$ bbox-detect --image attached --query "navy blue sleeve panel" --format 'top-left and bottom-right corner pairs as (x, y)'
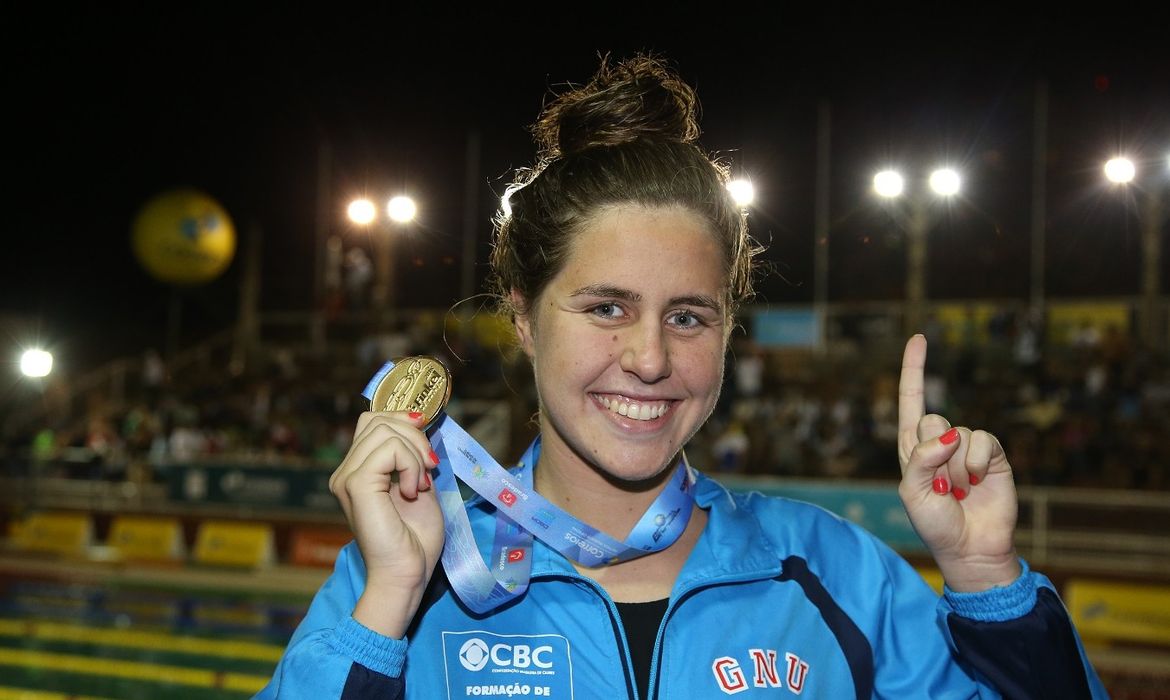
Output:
(778, 555), (874, 700)
(947, 588), (1093, 700)
(341, 663), (405, 700)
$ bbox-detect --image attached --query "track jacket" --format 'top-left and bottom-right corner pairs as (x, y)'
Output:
(258, 453), (1106, 699)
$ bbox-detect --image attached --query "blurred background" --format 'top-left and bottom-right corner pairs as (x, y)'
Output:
(1, 6), (1167, 698)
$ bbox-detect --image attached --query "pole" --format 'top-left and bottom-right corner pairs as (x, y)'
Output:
(312, 141), (332, 352)
(906, 197), (928, 335)
(165, 288), (183, 363)
(814, 101), (831, 352)
(1029, 79), (1048, 325)
(1141, 188), (1164, 349)
(374, 225), (395, 328)
(462, 129), (481, 305)
(232, 221), (262, 373)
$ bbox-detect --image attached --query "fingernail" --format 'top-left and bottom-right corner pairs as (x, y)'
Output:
(429, 450), (440, 466)
(409, 411), (424, 420)
(940, 428), (959, 445)
(424, 472), (432, 487)
(968, 474), (980, 486)
(932, 477), (950, 494)
(953, 487), (967, 501)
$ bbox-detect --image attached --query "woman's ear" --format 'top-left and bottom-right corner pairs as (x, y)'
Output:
(510, 289), (535, 358)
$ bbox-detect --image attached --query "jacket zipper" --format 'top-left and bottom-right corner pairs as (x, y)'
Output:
(549, 573), (639, 699)
(546, 569), (781, 699)
(646, 572), (776, 699)
(646, 603), (672, 700)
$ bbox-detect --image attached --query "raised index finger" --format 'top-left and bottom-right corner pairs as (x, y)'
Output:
(898, 334), (928, 436)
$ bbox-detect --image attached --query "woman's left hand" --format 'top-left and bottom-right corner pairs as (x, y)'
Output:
(897, 334), (1022, 592)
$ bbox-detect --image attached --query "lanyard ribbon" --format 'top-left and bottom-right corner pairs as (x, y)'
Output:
(362, 360), (697, 613)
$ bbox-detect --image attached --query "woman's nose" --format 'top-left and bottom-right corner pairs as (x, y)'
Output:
(620, 324), (671, 383)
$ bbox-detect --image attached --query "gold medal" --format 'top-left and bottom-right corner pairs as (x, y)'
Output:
(369, 356), (453, 429)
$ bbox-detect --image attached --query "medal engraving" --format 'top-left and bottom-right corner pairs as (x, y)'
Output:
(370, 356), (452, 429)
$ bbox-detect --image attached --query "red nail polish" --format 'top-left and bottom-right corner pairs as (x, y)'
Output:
(429, 450), (440, 466)
(409, 411), (424, 420)
(940, 428), (959, 445)
(932, 477), (950, 494)
(953, 488), (967, 501)
(424, 472), (432, 487)
(968, 474), (980, 486)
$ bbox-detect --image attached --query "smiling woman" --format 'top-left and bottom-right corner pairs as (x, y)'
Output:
(516, 204), (728, 489)
(258, 55), (1108, 700)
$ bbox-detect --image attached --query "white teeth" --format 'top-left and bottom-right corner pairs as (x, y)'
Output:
(597, 396), (668, 421)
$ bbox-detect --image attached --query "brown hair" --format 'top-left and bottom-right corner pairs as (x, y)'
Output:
(489, 55), (760, 318)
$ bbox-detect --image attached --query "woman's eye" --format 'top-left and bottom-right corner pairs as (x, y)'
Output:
(592, 302), (624, 319)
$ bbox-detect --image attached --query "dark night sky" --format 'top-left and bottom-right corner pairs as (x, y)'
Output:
(4, 6), (1168, 377)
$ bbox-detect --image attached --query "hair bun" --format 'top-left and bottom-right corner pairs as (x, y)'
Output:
(533, 55), (701, 158)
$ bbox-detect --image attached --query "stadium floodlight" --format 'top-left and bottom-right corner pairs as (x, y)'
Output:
(347, 198), (377, 225)
(727, 178), (755, 207)
(873, 170), (904, 198)
(1104, 157), (1136, 184)
(928, 168), (961, 197)
(387, 196), (417, 223)
(20, 349), (53, 378)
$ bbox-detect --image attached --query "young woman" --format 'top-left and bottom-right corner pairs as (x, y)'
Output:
(259, 56), (1105, 699)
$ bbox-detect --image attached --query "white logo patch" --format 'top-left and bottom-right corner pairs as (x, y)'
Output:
(443, 631), (574, 699)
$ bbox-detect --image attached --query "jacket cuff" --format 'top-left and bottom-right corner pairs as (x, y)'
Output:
(943, 559), (1037, 622)
(327, 615), (409, 677)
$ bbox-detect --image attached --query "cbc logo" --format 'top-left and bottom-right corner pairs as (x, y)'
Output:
(458, 638), (554, 672)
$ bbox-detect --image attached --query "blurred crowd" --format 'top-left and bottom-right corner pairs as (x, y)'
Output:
(701, 313), (1168, 491)
(10, 321), (528, 485)
(7, 310), (1168, 492)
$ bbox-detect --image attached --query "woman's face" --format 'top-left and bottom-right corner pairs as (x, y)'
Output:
(515, 204), (729, 482)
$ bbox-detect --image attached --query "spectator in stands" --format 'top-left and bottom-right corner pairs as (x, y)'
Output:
(731, 336), (764, 400)
(261, 55), (1105, 699)
(168, 409), (205, 462)
(344, 247), (373, 309)
(85, 413), (120, 464)
(1012, 309), (1042, 380)
(711, 418), (749, 473)
(1100, 322), (1130, 387)
(142, 347), (166, 405)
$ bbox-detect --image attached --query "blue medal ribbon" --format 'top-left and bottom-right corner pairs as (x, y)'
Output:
(362, 360), (697, 613)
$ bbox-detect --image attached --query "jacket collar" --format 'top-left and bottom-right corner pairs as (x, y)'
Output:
(489, 438), (783, 591)
(672, 472), (785, 591)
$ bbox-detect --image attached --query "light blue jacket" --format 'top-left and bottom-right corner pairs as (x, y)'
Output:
(258, 463), (1105, 699)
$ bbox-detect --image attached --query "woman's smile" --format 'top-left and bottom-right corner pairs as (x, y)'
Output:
(592, 393), (674, 422)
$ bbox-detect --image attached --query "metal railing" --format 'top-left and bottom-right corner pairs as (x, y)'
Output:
(1017, 486), (1170, 578)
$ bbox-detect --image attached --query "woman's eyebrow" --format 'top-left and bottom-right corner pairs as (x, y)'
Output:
(670, 294), (721, 311)
(570, 284), (641, 302)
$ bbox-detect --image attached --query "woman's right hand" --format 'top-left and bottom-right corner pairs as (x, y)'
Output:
(329, 410), (445, 638)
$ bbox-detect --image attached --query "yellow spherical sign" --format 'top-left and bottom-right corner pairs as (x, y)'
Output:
(132, 189), (236, 284)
